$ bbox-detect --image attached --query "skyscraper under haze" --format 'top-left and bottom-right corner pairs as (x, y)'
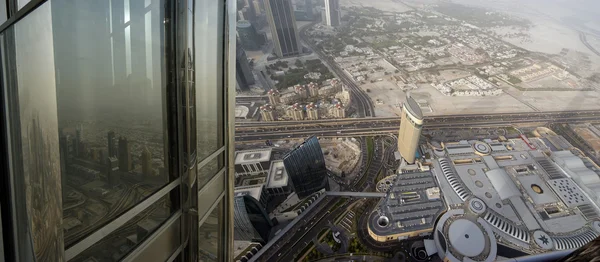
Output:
(324, 0), (340, 27)
(236, 43), (256, 91)
(305, 0), (314, 20)
(283, 136), (329, 198)
(397, 96), (423, 164)
(118, 137), (132, 172)
(107, 130), (116, 157)
(237, 20), (265, 50)
(141, 146), (152, 177)
(265, 0), (302, 57)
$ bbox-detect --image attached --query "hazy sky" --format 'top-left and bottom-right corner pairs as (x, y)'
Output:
(453, 0), (600, 31)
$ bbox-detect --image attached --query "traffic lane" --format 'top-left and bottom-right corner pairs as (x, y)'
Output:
(235, 115), (600, 141)
(258, 198), (338, 261)
(278, 202), (352, 262)
(235, 111), (600, 127)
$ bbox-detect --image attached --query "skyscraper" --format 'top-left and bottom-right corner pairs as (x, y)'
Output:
(118, 137), (132, 172)
(141, 146), (152, 177)
(233, 194), (273, 243)
(397, 96), (423, 164)
(237, 20), (265, 50)
(107, 130), (116, 157)
(305, 0), (314, 20)
(74, 124), (82, 157)
(324, 0), (340, 27)
(283, 136), (329, 198)
(265, 0), (302, 57)
(236, 43), (256, 91)
(106, 156), (120, 186)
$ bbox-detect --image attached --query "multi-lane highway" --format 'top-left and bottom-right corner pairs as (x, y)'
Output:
(235, 110), (600, 142)
(299, 22), (375, 117)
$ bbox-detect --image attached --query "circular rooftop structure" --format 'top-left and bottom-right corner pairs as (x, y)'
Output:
(434, 210), (497, 262)
(593, 221), (600, 234)
(533, 231), (554, 250)
(473, 141), (491, 155)
(468, 198), (486, 215)
(376, 175), (397, 192)
(448, 219), (485, 257)
(377, 216), (390, 228)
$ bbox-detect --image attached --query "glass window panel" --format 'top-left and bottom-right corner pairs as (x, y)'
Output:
(70, 194), (174, 261)
(51, 0), (167, 247)
(4, 3), (62, 261)
(195, 0), (226, 162)
(198, 151), (225, 189)
(198, 198), (224, 262)
(0, 1), (6, 24)
(17, 0), (31, 10)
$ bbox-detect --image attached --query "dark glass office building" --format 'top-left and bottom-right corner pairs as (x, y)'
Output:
(233, 195), (273, 243)
(0, 0), (236, 261)
(265, 0), (301, 58)
(283, 136), (329, 198)
(236, 43), (256, 91)
(237, 20), (265, 51)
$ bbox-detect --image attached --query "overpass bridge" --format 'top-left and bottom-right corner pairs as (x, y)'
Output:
(326, 192), (386, 198)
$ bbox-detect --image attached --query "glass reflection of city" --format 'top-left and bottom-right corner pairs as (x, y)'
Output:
(53, 0), (171, 260)
(233, 0), (600, 261)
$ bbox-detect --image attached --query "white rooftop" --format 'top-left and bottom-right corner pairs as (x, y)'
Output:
(485, 168), (520, 200)
(448, 219), (485, 257)
(266, 160), (288, 188)
(234, 148), (272, 165)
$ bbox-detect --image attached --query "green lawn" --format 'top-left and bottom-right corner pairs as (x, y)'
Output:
(357, 137), (375, 187)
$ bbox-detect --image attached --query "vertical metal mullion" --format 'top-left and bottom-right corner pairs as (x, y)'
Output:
(224, 0), (237, 260)
(1, 26), (34, 262)
(176, 0), (198, 261)
(0, 29), (13, 262)
(5, 0), (16, 18)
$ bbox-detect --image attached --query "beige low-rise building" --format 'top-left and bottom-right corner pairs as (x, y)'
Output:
(286, 103), (304, 120)
(307, 82), (319, 97)
(259, 104), (277, 121)
(294, 84), (308, 99)
(267, 89), (281, 105)
(330, 102), (346, 118)
(306, 102), (319, 120)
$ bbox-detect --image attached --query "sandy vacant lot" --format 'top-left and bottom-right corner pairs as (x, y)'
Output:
(341, 0), (412, 13)
(360, 79), (600, 117)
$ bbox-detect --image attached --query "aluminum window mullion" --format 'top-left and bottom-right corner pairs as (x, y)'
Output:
(198, 193), (224, 226)
(121, 211), (182, 262)
(0, 0), (43, 33)
(197, 145), (224, 169)
(198, 167), (226, 196)
(65, 179), (181, 260)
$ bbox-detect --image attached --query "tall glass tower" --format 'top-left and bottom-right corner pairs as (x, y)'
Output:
(283, 136), (329, 198)
(264, 0), (302, 57)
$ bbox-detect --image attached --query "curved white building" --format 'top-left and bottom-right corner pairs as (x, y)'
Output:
(398, 96), (423, 164)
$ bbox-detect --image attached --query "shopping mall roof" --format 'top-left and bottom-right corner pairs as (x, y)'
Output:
(485, 168), (520, 200)
(368, 171), (446, 238)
